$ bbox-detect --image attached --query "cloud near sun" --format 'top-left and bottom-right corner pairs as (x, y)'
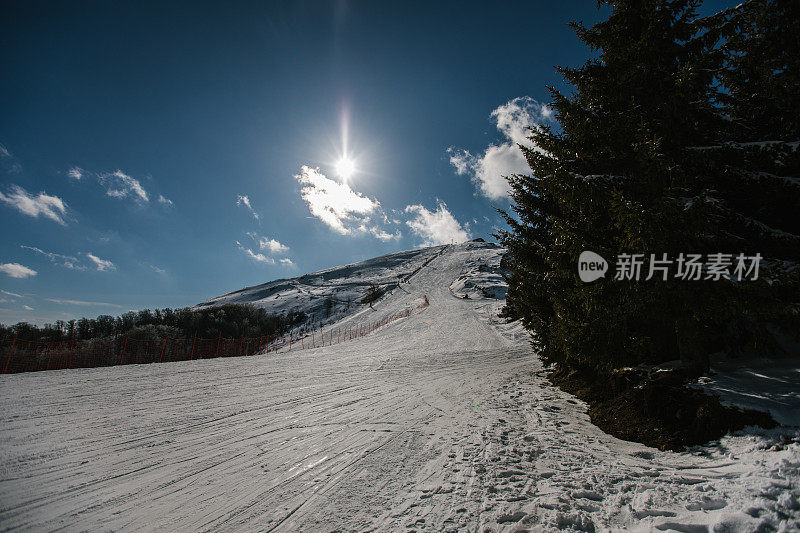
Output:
(294, 165), (471, 248)
(294, 165), (389, 237)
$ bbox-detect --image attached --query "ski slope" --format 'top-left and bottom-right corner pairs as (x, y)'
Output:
(1, 242), (798, 531)
(195, 244), (455, 329)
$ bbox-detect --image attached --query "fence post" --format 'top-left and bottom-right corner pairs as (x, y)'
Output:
(190, 331), (196, 360)
(120, 334), (129, 365)
(258, 334), (262, 355)
(3, 332), (18, 374)
(160, 335), (168, 363)
(216, 332), (222, 358)
(239, 334), (244, 357)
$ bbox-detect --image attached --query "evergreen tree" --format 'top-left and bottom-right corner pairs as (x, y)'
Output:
(689, 0), (800, 359)
(498, 0), (799, 377)
(361, 284), (384, 305)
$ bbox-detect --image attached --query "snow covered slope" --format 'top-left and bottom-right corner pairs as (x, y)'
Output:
(197, 244), (451, 326)
(0, 242), (798, 532)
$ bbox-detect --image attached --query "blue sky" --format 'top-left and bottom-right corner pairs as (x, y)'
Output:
(0, 1), (734, 325)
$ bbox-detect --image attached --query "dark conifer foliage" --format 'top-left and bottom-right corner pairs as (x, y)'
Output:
(498, 0), (799, 376)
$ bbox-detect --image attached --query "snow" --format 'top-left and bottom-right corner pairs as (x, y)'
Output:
(197, 244), (449, 330)
(448, 243), (508, 300)
(1, 241), (798, 531)
(695, 354), (800, 427)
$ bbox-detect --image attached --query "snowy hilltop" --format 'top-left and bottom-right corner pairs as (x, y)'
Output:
(0, 241), (798, 531)
(197, 240), (508, 333)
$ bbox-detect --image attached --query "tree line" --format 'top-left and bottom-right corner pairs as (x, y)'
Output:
(0, 304), (307, 344)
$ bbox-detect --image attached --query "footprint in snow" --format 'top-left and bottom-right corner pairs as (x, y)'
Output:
(496, 511), (527, 524)
(685, 497), (727, 511)
(571, 489), (604, 501)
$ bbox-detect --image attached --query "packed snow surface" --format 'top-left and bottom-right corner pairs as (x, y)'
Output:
(1, 241), (798, 531)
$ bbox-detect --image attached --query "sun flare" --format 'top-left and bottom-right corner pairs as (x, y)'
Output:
(336, 157), (355, 181)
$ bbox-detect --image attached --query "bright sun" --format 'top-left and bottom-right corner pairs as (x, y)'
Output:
(336, 157), (355, 180)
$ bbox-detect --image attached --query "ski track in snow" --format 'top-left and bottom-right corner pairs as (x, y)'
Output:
(1, 242), (798, 532)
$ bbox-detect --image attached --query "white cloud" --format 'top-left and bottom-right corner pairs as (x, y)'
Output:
(86, 253), (115, 271)
(46, 298), (123, 308)
(0, 263), (37, 279)
(150, 265), (166, 274)
(0, 289), (22, 299)
(68, 167), (169, 208)
(237, 195), (260, 220)
(21, 245), (85, 270)
(369, 227), (401, 241)
(491, 97), (549, 145)
(98, 170), (149, 203)
(23, 305), (33, 311)
(0, 185), (68, 225)
(259, 237), (289, 253)
(295, 166), (379, 234)
(404, 201), (470, 246)
(449, 151), (473, 175)
(449, 96), (553, 200)
(243, 248), (274, 263)
(239, 234), (292, 265)
(67, 166), (83, 180)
